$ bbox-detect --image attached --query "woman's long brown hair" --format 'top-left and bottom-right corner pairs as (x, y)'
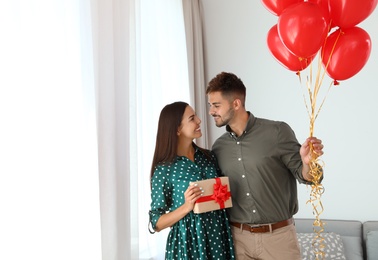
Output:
(150, 101), (188, 182)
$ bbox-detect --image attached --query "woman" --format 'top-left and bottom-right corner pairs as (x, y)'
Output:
(149, 101), (235, 260)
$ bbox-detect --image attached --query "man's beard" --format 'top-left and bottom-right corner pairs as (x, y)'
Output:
(215, 107), (234, 127)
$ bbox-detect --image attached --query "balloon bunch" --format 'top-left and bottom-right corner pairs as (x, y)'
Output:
(264, 0), (376, 81)
(262, 0), (377, 259)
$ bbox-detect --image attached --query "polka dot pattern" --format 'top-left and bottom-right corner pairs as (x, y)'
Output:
(149, 147), (235, 259)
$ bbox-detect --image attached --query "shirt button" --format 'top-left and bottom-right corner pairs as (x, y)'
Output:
(242, 175), (245, 178)
(237, 141), (240, 145)
(253, 210), (256, 213)
(238, 158), (241, 161)
(246, 193), (250, 196)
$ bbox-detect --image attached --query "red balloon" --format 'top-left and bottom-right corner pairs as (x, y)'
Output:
(278, 2), (329, 58)
(322, 27), (372, 80)
(261, 0), (302, 16)
(307, 0), (334, 30)
(267, 24), (313, 71)
(329, 0), (378, 28)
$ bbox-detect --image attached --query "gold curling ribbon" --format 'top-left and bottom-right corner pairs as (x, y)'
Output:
(298, 69), (328, 260)
(296, 28), (342, 260)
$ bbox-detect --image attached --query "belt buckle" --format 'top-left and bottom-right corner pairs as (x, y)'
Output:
(249, 224), (272, 233)
(249, 225), (261, 233)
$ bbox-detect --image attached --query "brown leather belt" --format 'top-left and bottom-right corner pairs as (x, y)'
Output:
(230, 218), (294, 233)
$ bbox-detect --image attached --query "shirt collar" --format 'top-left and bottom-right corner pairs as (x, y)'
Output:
(226, 111), (256, 137)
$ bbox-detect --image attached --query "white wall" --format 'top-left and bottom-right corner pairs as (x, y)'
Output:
(201, 0), (378, 222)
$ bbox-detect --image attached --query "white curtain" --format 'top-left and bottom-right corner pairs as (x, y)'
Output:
(0, 1), (101, 259)
(0, 0), (205, 259)
(91, 0), (132, 259)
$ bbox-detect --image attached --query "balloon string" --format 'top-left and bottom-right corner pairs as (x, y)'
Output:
(296, 28), (340, 258)
(307, 145), (325, 260)
(296, 69), (325, 259)
(321, 29), (343, 80)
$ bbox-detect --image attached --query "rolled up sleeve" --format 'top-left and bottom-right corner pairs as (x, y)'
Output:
(149, 165), (171, 232)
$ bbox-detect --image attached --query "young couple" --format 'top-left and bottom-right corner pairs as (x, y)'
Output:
(149, 72), (324, 260)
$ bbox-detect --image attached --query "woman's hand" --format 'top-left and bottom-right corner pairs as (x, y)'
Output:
(183, 183), (204, 213)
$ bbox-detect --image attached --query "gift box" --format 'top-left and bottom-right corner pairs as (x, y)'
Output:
(190, 177), (233, 214)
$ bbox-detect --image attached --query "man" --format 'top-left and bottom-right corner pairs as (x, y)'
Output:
(206, 72), (324, 260)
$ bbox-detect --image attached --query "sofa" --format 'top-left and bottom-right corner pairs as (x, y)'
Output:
(295, 218), (378, 260)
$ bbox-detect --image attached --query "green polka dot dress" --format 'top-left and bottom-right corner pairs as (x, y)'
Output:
(149, 146), (235, 260)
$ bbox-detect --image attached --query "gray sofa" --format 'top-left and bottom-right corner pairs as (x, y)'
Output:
(295, 218), (378, 260)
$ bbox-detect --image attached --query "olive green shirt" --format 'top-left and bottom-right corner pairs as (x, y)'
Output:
(212, 112), (311, 224)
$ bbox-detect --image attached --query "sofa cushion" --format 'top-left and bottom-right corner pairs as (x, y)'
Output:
(366, 230), (378, 260)
(297, 232), (346, 259)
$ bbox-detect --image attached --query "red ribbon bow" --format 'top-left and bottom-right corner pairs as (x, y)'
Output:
(196, 178), (231, 209)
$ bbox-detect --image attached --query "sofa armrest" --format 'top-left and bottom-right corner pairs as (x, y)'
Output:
(363, 221), (378, 260)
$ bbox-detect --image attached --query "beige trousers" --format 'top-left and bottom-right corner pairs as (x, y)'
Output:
(231, 223), (301, 260)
